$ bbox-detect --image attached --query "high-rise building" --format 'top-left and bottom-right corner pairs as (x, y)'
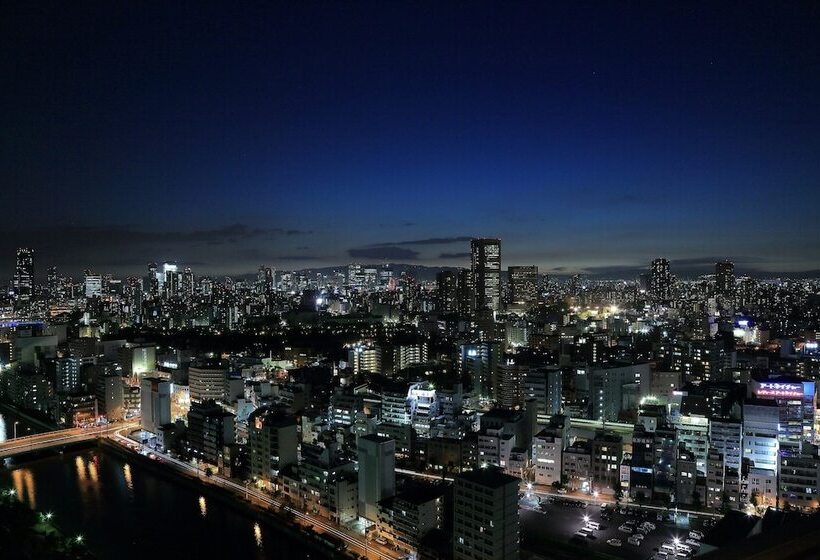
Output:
(456, 268), (473, 315)
(54, 356), (81, 394)
(590, 362), (651, 421)
(13, 248), (34, 303)
(460, 342), (501, 398)
(591, 429), (624, 492)
(187, 399), (235, 465)
(523, 367), (563, 424)
(348, 342), (382, 375)
(750, 376), (816, 452)
(147, 262), (159, 297)
(189, 365), (226, 402)
(140, 377), (171, 434)
(508, 265), (538, 307)
(357, 434), (396, 521)
(453, 468), (519, 560)
(248, 406), (298, 484)
(715, 260), (735, 298)
(84, 272), (103, 298)
(436, 270), (458, 313)
(742, 398), (780, 473)
(471, 238), (501, 313)
(649, 258), (672, 301)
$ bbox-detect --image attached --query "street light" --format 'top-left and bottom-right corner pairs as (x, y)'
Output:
(583, 515), (590, 524)
(673, 537), (680, 547)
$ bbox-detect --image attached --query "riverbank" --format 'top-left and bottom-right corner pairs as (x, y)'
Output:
(2, 445), (331, 560)
(0, 401), (59, 434)
(100, 440), (345, 559)
(0, 486), (92, 559)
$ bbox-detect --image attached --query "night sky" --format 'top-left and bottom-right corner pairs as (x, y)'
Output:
(2, 2), (820, 279)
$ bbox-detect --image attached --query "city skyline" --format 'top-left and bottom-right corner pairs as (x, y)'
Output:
(3, 3), (820, 277)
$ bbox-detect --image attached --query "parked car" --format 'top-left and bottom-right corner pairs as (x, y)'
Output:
(607, 538), (622, 547)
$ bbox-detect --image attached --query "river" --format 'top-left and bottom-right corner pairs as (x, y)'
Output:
(0, 448), (327, 560)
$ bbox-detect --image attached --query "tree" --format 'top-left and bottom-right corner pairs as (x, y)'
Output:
(692, 490), (702, 510)
(720, 491), (732, 514)
(750, 489), (761, 508)
(612, 480), (623, 505)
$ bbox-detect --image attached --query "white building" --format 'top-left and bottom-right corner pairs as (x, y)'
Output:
(532, 428), (564, 486)
(743, 398), (780, 473)
(140, 377), (171, 435)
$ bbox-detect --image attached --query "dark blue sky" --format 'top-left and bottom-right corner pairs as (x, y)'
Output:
(2, 2), (819, 278)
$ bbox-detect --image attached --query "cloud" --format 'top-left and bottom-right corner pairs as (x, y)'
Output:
(0, 223), (310, 251)
(348, 247), (420, 260)
(439, 252), (471, 259)
(671, 256), (766, 267)
(367, 236), (473, 247)
(0, 223), (313, 277)
(274, 255), (327, 261)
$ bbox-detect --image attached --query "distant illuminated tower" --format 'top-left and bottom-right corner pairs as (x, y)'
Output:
(148, 262), (159, 297)
(508, 265), (538, 307)
(456, 268), (473, 315)
(13, 248), (34, 302)
(649, 258), (672, 301)
(47, 266), (59, 300)
(436, 271), (458, 313)
(715, 260), (735, 297)
(471, 238), (501, 313)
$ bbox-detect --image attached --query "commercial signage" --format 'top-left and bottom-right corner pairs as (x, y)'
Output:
(756, 382), (804, 399)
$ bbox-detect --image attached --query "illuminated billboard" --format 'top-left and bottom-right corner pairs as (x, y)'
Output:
(755, 382), (805, 399)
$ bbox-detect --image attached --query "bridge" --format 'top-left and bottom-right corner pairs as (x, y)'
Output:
(0, 422), (139, 459)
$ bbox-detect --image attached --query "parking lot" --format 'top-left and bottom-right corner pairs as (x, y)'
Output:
(521, 497), (711, 560)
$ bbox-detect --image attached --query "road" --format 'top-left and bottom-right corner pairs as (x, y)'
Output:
(0, 422), (139, 458)
(108, 428), (402, 560)
(396, 466), (722, 520)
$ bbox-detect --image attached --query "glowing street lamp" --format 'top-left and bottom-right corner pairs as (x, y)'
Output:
(583, 515), (590, 524)
(673, 537), (680, 547)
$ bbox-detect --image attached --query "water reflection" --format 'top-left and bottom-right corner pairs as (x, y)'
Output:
(75, 455), (87, 481)
(123, 463), (133, 491)
(11, 468), (36, 509)
(1, 450), (318, 560)
(254, 522), (263, 548)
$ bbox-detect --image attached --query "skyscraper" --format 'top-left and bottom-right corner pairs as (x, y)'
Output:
(716, 260), (735, 298)
(436, 270), (458, 313)
(140, 377), (171, 435)
(471, 238), (501, 313)
(508, 265), (538, 307)
(357, 434), (396, 522)
(453, 468), (519, 560)
(649, 258), (672, 301)
(13, 247), (34, 302)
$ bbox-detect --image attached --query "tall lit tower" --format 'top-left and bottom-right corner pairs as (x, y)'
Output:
(471, 238), (501, 313)
(508, 265), (538, 306)
(649, 258), (672, 301)
(715, 260), (735, 298)
(13, 248), (34, 302)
